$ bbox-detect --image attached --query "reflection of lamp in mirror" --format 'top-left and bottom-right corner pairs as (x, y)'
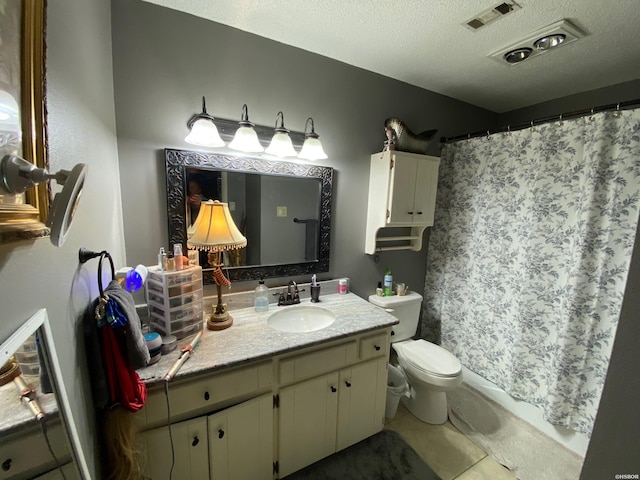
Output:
(185, 96), (225, 147)
(265, 111), (297, 158)
(228, 104), (264, 153)
(0, 154), (87, 246)
(187, 200), (247, 330)
(298, 117), (328, 160)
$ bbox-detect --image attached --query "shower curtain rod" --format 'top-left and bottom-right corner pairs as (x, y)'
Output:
(440, 97), (640, 144)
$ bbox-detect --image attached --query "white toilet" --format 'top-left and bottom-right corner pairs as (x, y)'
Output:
(369, 291), (462, 424)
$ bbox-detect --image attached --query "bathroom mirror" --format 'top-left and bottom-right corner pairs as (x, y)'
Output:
(0, 0), (50, 244)
(165, 149), (333, 283)
(0, 309), (85, 479)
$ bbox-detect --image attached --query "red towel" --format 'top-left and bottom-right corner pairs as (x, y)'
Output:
(100, 324), (146, 412)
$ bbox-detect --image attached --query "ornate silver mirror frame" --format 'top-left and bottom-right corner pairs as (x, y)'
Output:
(165, 148), (333, 284)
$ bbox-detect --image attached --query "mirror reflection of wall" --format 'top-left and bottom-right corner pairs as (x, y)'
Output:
(0, 310), (80, 479)
(186, 169), (321, 268)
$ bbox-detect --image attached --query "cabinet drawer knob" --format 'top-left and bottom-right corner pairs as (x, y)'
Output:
(204, 391), (210, 401)
(330, 386), (337, 393)
(345, 381), (351, 388)
(374, 345), (381, 351)
(218, 429), (225, 439)
(2, 458), (11, 472)
(417, 211), (423, 215)
(192, 436), (200, 447)
(408, 211), (414, 215)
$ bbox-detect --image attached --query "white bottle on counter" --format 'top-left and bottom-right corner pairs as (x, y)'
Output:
(254, 278), (269, 312)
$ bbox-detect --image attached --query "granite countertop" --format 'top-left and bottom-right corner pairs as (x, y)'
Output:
(137, 292), (398, 389)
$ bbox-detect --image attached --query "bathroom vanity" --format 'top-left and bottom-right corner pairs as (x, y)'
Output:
(135, 292), (397, 479)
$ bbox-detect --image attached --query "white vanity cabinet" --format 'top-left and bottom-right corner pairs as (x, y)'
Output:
(365, 150), (440, 254)
(276, 331), (389, 478)
(0, 418), (76, 480)
(207, 393), (273, 480)
(142, 416), (209, 479)
(136, 327), (391, 480)
(141, 393), (273, 480)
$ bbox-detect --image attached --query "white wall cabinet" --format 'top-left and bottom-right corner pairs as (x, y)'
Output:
(136, 328), (390, 480)
(365, 150), (440, 254)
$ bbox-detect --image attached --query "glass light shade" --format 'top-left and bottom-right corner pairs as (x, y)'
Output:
(229, 125), (264, 153)
(187, 200), (247, 252)
(266, 132), (297, 157)
(185, 118), (225, 147)
(298, 137), (328, 160)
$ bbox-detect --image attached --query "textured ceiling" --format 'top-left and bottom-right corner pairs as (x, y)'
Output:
(142, 0), (640, 113)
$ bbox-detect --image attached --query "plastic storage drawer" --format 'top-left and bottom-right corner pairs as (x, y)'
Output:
(147, 289), (203, 310)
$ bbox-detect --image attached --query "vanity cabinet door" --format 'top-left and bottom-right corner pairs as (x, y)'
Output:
(142, 416), (209, 480)
(207, 394), (273, 480)
(336, 357), (387, 451)
(278, 372), (339, 478)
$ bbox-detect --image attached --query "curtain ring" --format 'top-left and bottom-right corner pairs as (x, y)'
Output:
(507, 125), (511, 135)
(530, 120), (536, 132)
(486, 130), (491, 140)
(558, 113), (563, 126)
(589, 107), (595, 122)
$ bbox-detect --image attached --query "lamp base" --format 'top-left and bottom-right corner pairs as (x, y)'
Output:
(207, 315), (233, 331)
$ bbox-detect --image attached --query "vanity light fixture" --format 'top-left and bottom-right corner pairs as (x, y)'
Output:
(187, 200), (247, 330)
(265, 111), (297, 158)
(0, 154), (87, 246)
(185, 96), (225, 147)
(298, 117), (328, 161)
(228, 104), (264, 153)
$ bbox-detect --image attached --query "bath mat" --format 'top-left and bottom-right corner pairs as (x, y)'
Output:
(285, 429), (440, 479)
(447, 382), (584, 480)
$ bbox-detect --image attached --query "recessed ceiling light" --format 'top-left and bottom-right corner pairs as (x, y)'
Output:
(534, 33), (566, 50)
(504, 47), (532, 64)
(488, 19), (584, 65)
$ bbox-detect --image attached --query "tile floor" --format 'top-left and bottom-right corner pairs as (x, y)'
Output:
(385, 402), (516, 480)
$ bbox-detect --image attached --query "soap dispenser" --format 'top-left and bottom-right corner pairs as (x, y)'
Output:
(254, 278), (269, 312)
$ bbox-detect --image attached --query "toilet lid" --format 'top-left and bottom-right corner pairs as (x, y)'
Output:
(398, 340), (461, 377)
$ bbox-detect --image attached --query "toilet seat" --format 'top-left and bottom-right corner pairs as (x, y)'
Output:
(394, 339), (461, 378)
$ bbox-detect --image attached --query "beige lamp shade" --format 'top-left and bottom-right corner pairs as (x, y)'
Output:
(187, 200), (247, 252)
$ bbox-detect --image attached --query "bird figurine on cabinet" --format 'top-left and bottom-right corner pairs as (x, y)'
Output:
(383, 118), (437, 154)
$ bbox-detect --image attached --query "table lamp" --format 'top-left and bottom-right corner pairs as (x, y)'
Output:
(187, 200), (247, 330)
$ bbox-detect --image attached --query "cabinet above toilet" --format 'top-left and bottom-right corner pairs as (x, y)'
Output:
(365, 150), (440, 254)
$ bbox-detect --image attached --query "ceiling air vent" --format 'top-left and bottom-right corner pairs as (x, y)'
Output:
(464, 2), (521, 31)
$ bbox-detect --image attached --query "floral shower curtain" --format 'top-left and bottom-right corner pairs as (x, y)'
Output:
(422, 108), (640, 435)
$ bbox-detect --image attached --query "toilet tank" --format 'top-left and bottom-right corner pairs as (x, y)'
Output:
(368, 291), (423, 342)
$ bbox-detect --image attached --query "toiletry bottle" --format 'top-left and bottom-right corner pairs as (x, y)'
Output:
(384, 268), (393, 296)
(166, 253), (176, 272)
(158, 247), (167, 271)
(376, 281), (384, 296)
(254, 278), (269, 312)
(173, 244), (184, 270)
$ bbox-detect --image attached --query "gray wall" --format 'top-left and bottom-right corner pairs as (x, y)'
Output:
(0, 0), (123, 478)
(498, 79), (640, 127)
(111, 0), (499, 300)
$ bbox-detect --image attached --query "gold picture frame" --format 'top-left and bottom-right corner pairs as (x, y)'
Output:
(0, 0), (49, 244)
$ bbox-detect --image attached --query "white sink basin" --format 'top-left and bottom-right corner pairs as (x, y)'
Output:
(267, 306), (336, 333)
